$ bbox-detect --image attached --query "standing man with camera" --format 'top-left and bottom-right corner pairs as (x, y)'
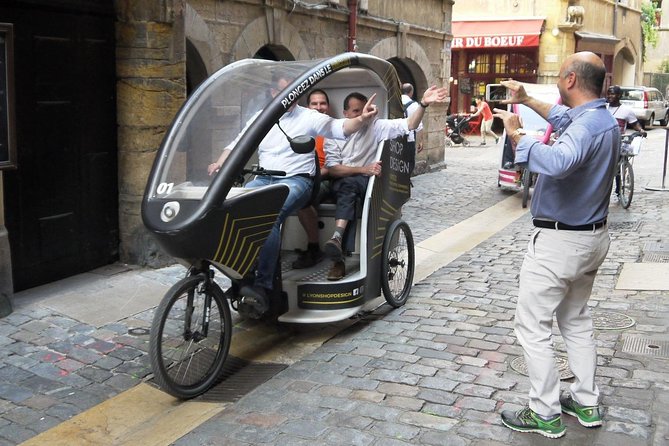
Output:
(492, 52), (619, 439)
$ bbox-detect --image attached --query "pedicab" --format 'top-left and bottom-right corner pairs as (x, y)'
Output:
(496, 83), (560, 207)
(141, 53), (416, 399)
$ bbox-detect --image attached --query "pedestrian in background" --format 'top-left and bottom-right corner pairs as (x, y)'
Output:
(471, 96), (498, 145)
(492, 51), (619, 439)
(401, 83), (424, 153)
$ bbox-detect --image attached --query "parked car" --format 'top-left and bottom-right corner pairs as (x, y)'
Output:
(619, 86), (669, 128)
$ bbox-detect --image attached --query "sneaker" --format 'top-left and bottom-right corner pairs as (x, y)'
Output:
(238, 285), (269, 319)
(327, 260), (345, 281)
(560, 394), (602, 427)
(501, 406), (566, 439)
(480, 141), (486, 146)
(324, 235), (343, 260)
(292, 248), (324, 269)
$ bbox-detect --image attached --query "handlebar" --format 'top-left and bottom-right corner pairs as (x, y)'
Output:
(242, 167), (286, 177)
(621, 131), (645, 144)
(233, 166), (287, 187)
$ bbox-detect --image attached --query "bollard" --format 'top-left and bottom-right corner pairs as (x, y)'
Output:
(645, 127), (669, 191)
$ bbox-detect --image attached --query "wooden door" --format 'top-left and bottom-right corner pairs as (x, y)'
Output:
(1, 1), (118, 290)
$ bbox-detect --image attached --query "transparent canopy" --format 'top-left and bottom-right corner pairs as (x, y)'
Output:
(149, 58), (321, 201)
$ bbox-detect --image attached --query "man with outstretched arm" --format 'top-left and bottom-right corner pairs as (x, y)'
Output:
(492, 52), (619, 439)
(323, 85), (447, 280)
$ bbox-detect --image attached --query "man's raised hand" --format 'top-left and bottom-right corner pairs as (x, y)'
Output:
(361, 93), (378, 121)
(422, 86), (448, 105)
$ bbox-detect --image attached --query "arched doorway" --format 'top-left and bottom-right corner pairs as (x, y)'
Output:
(186, 39), (208, 95)
(254, 45), (295, 61)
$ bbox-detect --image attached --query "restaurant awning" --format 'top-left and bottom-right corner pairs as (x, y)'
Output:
(452, 19), (545, 49)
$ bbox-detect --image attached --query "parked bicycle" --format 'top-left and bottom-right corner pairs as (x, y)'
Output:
(616, 131), (644, 209)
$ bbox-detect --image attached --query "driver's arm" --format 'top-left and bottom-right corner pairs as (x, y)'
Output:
(208, 149), (231, 175)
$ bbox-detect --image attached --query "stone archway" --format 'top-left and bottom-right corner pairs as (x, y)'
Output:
(613, 42), (638, 86)
(369, 37), (445, 174)
(369, 37), (433, 89)
(231, 11), (309, 62)
(185, 4), (223, 74)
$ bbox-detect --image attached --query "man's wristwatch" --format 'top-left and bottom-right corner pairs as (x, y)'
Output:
(511, 128), (526, 139)
(419, 100), (429, 108)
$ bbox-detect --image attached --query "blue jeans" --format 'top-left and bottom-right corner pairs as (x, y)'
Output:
(245, 175), (313, 289)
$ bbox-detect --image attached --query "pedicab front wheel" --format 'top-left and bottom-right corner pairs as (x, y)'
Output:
(149, 272), (232, 399)
(381, 220), (415, 308)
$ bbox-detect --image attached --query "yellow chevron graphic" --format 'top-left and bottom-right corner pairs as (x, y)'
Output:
(213, 211), (279, 275)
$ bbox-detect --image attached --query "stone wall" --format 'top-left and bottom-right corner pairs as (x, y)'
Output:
(116, 0), (187, 265)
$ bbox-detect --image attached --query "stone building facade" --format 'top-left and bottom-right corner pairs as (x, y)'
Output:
(0, 0), (454, 301)
(449, 0), (643, 113)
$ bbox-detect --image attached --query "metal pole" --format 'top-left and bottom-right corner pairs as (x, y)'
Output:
(645, 128), (669, 191)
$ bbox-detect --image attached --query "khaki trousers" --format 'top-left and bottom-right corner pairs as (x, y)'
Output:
(480, 118), (497, 143)
(515, 226), (610, 416)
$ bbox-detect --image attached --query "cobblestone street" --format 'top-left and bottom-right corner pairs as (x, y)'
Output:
(1, 129), (669, 445)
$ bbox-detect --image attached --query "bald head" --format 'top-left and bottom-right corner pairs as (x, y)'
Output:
(559, 51), (606, 99)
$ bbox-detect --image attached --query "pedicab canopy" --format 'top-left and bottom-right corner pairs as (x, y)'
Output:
(142, 53), (414, 276)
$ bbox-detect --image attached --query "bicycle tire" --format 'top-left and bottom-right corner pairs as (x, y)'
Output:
(521, 169), (532, 208)
(381, 220), (415, 308)
(149, 273), (232, 399)
(618, 158), (634, 209)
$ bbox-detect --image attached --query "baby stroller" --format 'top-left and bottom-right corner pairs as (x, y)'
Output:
(444, 114), (472, 146)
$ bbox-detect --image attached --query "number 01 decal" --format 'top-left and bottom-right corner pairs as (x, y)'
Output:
(157, 182), (174, 195)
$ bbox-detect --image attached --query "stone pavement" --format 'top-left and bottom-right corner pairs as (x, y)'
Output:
(2, 129), (669, 445)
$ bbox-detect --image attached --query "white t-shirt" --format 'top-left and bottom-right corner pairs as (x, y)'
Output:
(228, 105), (347, 176)
(402, 94), (423, 142)
(607, 103), (638, 134)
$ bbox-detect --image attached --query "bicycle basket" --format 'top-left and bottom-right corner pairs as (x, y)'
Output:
(621, 136), (643, 156)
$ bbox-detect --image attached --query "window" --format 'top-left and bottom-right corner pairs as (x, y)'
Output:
(467, 54), (490, 74)
(467, 51), (537, 76)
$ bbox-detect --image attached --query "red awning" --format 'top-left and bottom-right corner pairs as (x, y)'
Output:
(452, 19), (544, 49)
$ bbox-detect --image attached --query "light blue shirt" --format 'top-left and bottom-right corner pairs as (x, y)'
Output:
(514, 98), (620, 225)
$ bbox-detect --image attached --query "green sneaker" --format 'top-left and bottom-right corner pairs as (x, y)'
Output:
(501, 406), (566, 439)
(560, 394), (603, 427)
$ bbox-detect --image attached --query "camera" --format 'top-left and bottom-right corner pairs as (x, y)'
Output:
(485, 84), (511, 102)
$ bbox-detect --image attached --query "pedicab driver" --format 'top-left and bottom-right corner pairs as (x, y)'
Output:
(492, 52), (619, 439)
(207, 74), (378, 319)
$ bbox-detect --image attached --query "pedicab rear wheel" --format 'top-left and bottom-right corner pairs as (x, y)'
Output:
(381, 220), (415, 308)
(149, 273), (232, 399)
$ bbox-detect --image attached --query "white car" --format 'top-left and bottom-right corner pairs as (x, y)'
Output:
(620, 86), (669, 128)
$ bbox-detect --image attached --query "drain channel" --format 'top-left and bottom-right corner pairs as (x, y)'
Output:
(195, 356), (287, 403)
